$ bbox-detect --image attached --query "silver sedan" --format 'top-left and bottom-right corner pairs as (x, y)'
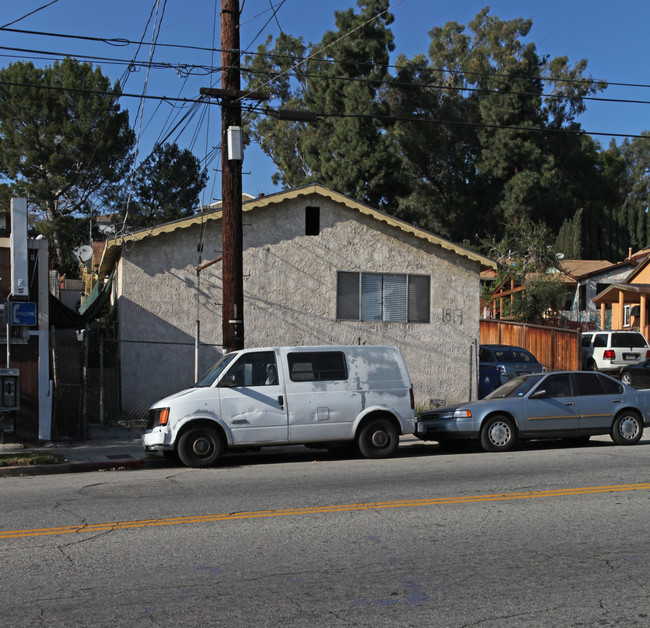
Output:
(415, 371), (648, 452)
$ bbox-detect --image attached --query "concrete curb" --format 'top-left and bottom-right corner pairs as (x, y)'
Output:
(0, 457), (166, 477)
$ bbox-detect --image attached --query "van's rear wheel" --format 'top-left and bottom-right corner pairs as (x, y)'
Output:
(178, 426), (224, 467)
(357, 418), (399, 459)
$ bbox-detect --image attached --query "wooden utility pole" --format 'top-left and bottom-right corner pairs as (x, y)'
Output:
(220, 0), (243, 351)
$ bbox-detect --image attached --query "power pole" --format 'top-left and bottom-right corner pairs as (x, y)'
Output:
(220, 0), (243, 352)
(200, 2), (301, 353)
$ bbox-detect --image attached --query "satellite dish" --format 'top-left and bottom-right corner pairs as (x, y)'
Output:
(74, 245), (93, 263)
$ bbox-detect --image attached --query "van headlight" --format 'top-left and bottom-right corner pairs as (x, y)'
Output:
(147, 407), (170, 430)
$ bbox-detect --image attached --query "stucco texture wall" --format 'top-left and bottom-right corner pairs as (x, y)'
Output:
(116, 193), (481, 416)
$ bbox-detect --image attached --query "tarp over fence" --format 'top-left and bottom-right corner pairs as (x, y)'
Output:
(49, 272), (114, 329)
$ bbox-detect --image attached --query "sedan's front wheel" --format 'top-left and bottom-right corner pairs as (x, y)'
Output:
(480, 415), (516, 452)
(611, 411), (643, 445)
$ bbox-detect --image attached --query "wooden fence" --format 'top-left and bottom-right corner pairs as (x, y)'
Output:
(480, 319), (580, 372)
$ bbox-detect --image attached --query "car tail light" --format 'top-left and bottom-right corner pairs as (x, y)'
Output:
(646, 350), (650, 360)
(603, 349), (615, 360)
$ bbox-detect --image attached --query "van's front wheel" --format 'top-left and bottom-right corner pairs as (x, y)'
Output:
(357, 418), (399, 459)
(177, 426), (224, 467)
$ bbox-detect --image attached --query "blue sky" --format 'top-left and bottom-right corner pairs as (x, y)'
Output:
(1, 0), (649, 204)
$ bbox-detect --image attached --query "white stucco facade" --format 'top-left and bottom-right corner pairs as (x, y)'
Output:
(106, 185), (494, 417)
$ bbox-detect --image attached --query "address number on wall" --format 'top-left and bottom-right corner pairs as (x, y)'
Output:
(441, 308), (463, 324)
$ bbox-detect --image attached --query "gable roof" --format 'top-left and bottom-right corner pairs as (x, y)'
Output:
(557, 259), (614, 279)
(97, 184), (496, 277)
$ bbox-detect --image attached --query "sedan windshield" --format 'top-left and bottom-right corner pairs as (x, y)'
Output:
(196, 352), (237, 387)
(485, 373), (544, 399)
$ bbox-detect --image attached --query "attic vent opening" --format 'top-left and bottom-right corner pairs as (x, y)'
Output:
(305, 206), (320, 236)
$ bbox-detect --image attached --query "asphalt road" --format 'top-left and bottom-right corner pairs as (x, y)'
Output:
(2, 436), (650, 627)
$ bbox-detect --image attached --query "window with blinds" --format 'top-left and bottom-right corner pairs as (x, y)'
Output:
(336, 272), (430, 323)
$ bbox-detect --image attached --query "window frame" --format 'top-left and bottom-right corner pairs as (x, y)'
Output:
(336, 271), (430, 323)
(287, 351), (348, 382)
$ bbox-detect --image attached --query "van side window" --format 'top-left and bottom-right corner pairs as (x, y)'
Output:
(222, 351), (278, 387)
(288, 351), (347, 382)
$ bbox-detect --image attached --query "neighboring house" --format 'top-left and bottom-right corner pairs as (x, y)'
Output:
(554, 259), (637, 327)
(593, 253), (650, 341)
(481, 259), (638, 330)
(96, 184), (495, 418)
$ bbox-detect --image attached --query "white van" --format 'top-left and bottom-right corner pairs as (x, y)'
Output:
(143, 345), (415, 467)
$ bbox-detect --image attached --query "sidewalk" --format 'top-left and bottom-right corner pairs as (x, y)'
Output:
(0, 430), (157, 477)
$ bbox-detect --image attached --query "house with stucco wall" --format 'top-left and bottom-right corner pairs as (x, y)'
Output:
(97, 184), (495, 418)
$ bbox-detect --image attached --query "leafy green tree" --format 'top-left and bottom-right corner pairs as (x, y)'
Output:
(485, 216), (565, 323)
(113, 142), (208, 230)
(618, 132), (650, 252)
(244, 0), (406, 209)
(389, 8), (607, 244)
(0, 58), (134, 271)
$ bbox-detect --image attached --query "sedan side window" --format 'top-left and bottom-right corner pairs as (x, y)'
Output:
(539, 374), (573, 398)
(597, 374), (623, 395)
(574, 372), (605, 396)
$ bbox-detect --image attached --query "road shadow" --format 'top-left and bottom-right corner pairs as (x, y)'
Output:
(153, 435), (650, 469)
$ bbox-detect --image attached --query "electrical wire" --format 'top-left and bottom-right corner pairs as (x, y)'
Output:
(1, 0), (60, 29)
(6, 23), (650, 91)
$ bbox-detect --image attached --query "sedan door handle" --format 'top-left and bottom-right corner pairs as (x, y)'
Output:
(564, 402), (577, 407)
(612, 399), (622, 403)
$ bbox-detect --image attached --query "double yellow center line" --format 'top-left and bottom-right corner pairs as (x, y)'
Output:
(2, 482), (649, 540)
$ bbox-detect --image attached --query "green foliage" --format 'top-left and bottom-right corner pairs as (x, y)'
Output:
(0, 452), (65, 467)
(0, 58), (134, 269)
(112, 143), (208, 230)
(388, 8), (608, 245)
(244, 0), (407, 209)
(486, 216), (566, 323)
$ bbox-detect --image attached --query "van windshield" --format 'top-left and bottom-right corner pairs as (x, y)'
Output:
(196, 353), (237, 387)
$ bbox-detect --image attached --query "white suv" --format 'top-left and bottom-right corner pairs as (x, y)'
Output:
(581, 330), (650, 373)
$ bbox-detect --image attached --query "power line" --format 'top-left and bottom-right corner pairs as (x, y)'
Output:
(6, 24), (650, 92)
(1, 0), (60, 29)
(1, 76), (648, 141)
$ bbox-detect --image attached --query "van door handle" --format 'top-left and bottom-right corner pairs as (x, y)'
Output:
(278, 395), (284, 407)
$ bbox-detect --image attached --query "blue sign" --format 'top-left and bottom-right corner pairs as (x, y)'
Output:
(9, 301), (37, 326)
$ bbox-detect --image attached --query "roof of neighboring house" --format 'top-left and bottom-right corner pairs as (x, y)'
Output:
(97, 184), (496, 277)
(593, 283), (650, 305)
(557, 259), (614, 279)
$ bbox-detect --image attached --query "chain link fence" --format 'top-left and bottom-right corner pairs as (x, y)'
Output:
(51, 327), (223, 439)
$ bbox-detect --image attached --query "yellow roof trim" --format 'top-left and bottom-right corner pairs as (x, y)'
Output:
(98, 184), (496, 276)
